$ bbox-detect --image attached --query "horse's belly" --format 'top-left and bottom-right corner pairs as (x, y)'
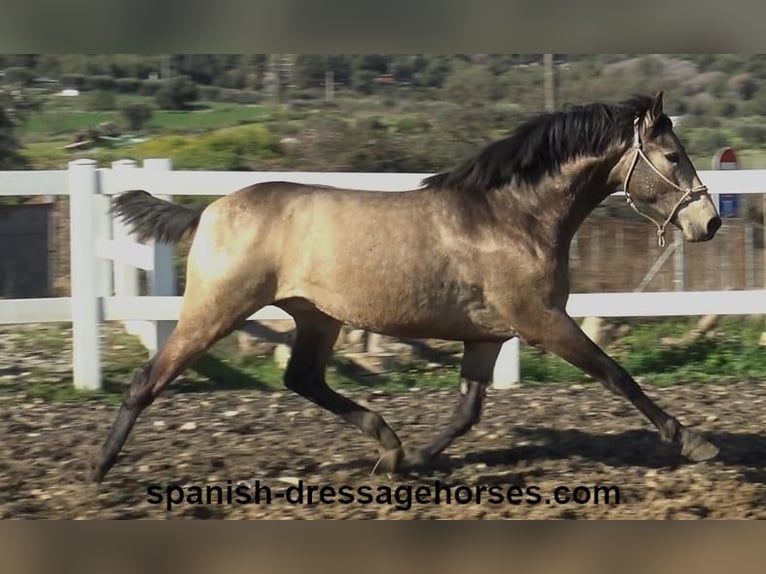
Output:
(304, 284), (510, 342)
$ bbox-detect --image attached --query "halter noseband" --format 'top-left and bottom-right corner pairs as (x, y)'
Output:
(622, 116), (708, 247)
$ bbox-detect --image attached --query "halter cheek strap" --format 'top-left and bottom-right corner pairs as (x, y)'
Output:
(622, 116), (708, 247)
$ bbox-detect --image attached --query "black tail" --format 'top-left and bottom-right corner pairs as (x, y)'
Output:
(111, 190), (206, 244)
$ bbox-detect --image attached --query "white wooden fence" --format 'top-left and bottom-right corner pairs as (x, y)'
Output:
(1, 159), (766, 391)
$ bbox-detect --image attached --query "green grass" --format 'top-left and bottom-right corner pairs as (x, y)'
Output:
(145, 105), (272, 132)
(522, 316), (766, 386)
(17, 95), (283, 170)
(20, 102), (281, 169)
(21, 111), (120, 139)
(1, 317), (765, 405)
(618, 317), (766, 385)
(21, 141), (123, 169)
(18, 98), (276, 142)
(0, 322), (463, 404)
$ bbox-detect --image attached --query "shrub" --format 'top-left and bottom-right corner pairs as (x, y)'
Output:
(198, 85), (222, 101)
(120, 103), (154, 131)
(714, 100), (738, 118)
(133, 124), (279, 170)
(84, 90), (116, 111)
(3, 67), (35, 86)
(735, 122), (766, 146)
(139, 79), (164, 97)
(155, 76), (199, 110)
(85, 75), (116, 91)
(114, 78), (142, 93)
(215, 89), (260, 104)
(685, 127), (729, 157)
(59, 73), (87, 90)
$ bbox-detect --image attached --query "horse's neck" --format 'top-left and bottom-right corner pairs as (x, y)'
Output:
(563, 166), (618, 240)
(502, 156), (619, 252)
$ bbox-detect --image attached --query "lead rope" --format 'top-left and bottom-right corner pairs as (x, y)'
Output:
(622, 116), (707, 247)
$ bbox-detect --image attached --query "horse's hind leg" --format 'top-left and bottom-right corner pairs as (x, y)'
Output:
(91, 285), (265, 483)
(411, 342), (501, 465)
(284, 311), (405, 472)
(91, 327), (211, 482)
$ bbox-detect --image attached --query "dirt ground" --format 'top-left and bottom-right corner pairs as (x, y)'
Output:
(1, 377), (765, 519)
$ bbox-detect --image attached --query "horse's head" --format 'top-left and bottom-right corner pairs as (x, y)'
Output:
(612, 92), (721, 246)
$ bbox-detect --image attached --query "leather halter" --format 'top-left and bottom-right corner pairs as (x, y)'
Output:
(622, 116), (708, 247)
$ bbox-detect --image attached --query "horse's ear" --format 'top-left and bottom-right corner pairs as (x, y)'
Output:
(640, 91), (664, 134)
(651, 91), (664, 120)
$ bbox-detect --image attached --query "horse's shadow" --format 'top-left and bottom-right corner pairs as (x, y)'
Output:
(456, 427), (766, 486)
(272, 426), (766, 488)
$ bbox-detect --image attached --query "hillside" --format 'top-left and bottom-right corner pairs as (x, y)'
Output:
(3, 54), (766, 176)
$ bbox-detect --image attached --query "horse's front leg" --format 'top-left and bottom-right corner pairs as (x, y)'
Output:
(404, 342), (501, 468)
(528, 307), (718, 461)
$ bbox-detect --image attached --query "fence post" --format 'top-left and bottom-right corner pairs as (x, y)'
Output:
(492, 337), (520, 389)
(94, 179), (113, 298)
(68, 159), (102, 390)
(142, 158), (176, 354)
(111, 160), (143, 337)
(745, 222), (754, 289)
(673, 227), (685, 291)
(761, 193), (766, 346)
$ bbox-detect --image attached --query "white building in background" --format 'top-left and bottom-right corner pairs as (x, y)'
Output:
(55, 88), (80, 97)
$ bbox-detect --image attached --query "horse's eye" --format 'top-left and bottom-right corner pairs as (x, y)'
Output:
(665, 152), (680, 164)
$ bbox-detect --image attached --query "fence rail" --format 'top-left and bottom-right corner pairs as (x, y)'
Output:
(1, 159), (765, 390)
(5, 289), (763, 324)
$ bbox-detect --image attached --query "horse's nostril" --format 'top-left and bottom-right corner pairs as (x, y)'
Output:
(707, 216), (722, 237)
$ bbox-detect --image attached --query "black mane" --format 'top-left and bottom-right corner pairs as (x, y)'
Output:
(422, 95), (659, 194)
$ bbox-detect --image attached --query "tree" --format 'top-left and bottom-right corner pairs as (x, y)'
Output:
(729, 73), (758, 101)
(0, 90), (29, 170)
(120, 103), (154, 132)
(418, 56), (453, 88)
(293, 55), (325, 90)
(356, 54), (391, 75)
(351, 54), (393, 94)
(155, 76), (199, 110)
(390, 55), (426, 84)
(4, 67), (35, 86)
(442, 63), (496, 106)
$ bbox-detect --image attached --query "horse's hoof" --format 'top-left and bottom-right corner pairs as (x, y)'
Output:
(91, 466), (105, 483)
(88, 451), (108, 483)
(89, 462), (104, 483)
(400, 447), (456, 474)
(681, 429), (719, 462)
(371, 447), (404, 476)
(399, 447), (430, 472)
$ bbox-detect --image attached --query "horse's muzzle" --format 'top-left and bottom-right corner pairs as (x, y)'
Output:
(706, 215), (722, 239)
(686, 215), (721, 242)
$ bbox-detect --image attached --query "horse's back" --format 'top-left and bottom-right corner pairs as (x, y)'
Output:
(185, 179), (527, 340)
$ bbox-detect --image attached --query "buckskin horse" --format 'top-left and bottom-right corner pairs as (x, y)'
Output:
(91, 92), (722, 482)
